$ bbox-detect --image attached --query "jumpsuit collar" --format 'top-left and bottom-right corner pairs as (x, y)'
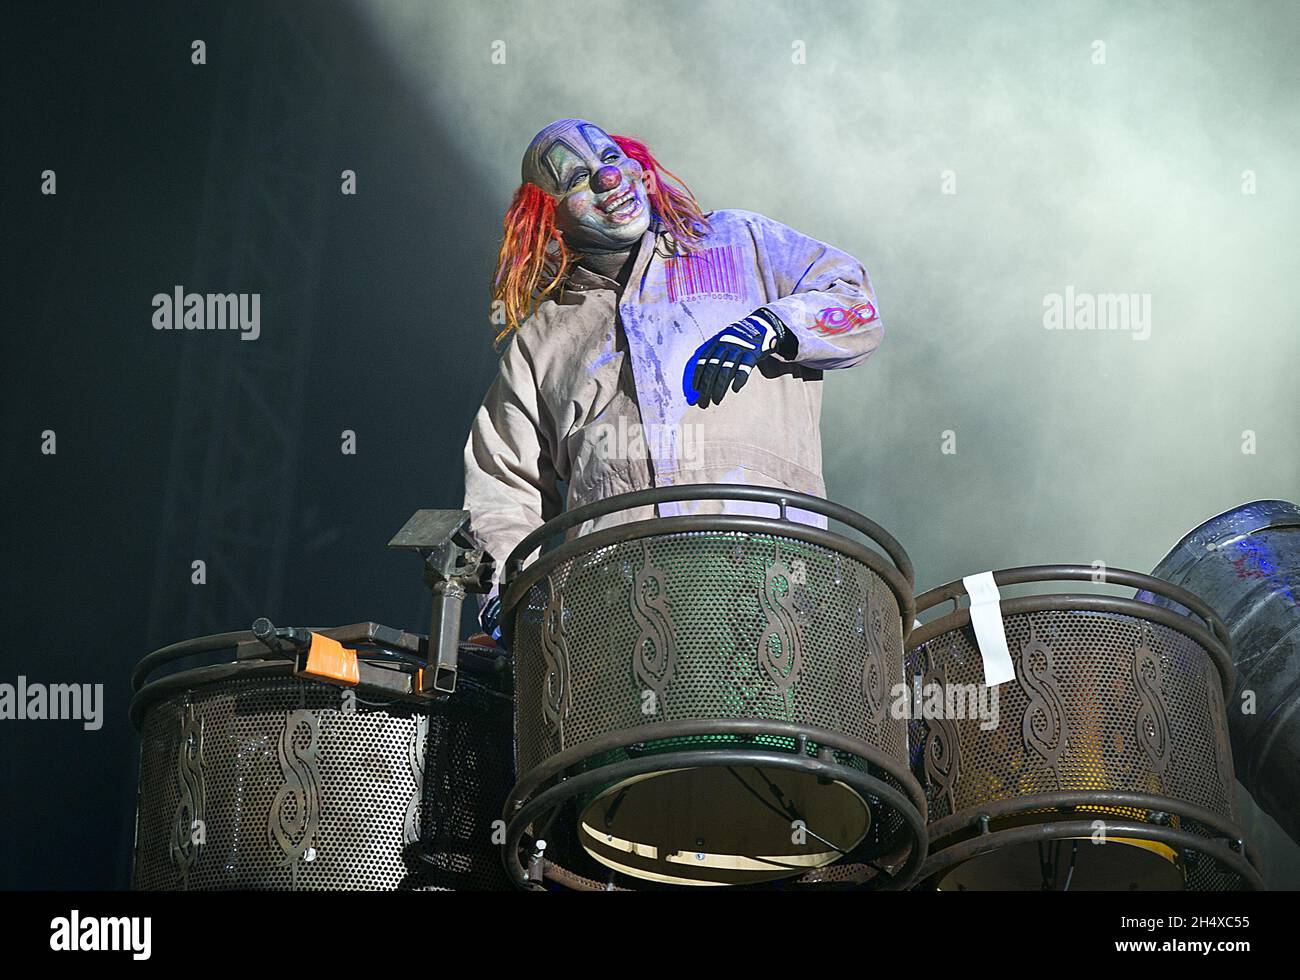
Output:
(564, 221), (661, 297)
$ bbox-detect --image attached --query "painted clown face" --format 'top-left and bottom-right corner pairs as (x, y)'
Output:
(522, 118), (651, 252)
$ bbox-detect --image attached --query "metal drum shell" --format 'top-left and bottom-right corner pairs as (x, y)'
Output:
(1138, 500), (1300, 846)
(905, 565), (1263, 891)
(131, 640), (514, 891)
(498, 485), (927, 890)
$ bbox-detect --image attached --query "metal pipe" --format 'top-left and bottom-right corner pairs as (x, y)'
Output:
(426, 581), (464, 693)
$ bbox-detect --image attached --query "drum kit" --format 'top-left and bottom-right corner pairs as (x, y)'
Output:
(132, 488), (1291, 890)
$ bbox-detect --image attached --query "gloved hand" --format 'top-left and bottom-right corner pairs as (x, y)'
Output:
(477, 593), (503, 645)
(686, 308), (797, 408)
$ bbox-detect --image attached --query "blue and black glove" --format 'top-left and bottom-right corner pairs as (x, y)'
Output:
(477, 593), (502, 645)
(686, 308), (798, 408)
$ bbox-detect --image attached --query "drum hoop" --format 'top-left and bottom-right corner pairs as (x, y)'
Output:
(506, 716), (927, 819)
(918, 816), (1264, 891)
(132, 629), (261, 692)
(1153, 499), (1300, 568)
(129, 657), (510, 731)
(132, 622), (483, 691)
(500, 514), (916, 648)
(913, 564), (1231, 650)
(502, 483), (914, 588)
(908, 593), (1234, 694)
(925, 789), (1259, 870)
(503, 746), (928, 892)
(131, 659), (294, 729)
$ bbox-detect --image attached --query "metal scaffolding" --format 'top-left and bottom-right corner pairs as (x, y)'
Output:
(148, 3), (339, 645)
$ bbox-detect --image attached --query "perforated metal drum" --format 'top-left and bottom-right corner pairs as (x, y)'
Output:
(905, 566), (1263, 890)
(131, 624), (513, 890)
(499, 485), (928, 890)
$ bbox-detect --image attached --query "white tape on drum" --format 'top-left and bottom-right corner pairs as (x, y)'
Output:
(960, 571), (1016, 687)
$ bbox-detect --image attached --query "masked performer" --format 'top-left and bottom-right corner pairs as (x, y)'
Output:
(464, 118), (884, 641)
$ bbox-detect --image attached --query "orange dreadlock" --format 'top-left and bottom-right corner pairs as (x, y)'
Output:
(490, 134), (709, 346)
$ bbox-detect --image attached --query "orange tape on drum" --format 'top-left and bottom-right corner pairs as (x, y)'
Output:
(303, 632), (360, 685)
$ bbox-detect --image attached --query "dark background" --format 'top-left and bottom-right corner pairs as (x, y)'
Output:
(1, 0), (498, 888)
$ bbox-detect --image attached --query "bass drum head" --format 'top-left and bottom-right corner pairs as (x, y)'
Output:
(577, 765), (872, 886)
(934, 836), (1185, 891)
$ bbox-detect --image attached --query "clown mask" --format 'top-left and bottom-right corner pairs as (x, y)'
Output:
(522, 118), (652, 253)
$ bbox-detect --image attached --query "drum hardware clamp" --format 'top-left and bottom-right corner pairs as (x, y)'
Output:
(250, 617), (449, 700)
(389, 508), (497, 696)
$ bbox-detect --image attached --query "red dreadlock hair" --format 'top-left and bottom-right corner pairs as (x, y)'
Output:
(490, 134), (709, 346)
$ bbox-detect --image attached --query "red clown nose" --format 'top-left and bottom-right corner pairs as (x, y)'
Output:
(591, 165), (622, 193)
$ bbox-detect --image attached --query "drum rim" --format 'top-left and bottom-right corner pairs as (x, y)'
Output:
(575, 767), (874, 885)
(501, 483), (915, 588)
(131, 624), (510, 726)
(500, 513), (916, 649)
(1152, 498), (1300, 571)
(925, 789), (1258, 864)
(130, 659), (429, 730)
(908, 564), (1234, 692)
(507, 716), (927, 817)
(501, 717), (929, 891)
(132, 629), (262, 692)
(918, 813), (1264, 891)
(131, 624), (474, 691)
(130, 652), (510, 730)
(505, 744), (929, 892)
